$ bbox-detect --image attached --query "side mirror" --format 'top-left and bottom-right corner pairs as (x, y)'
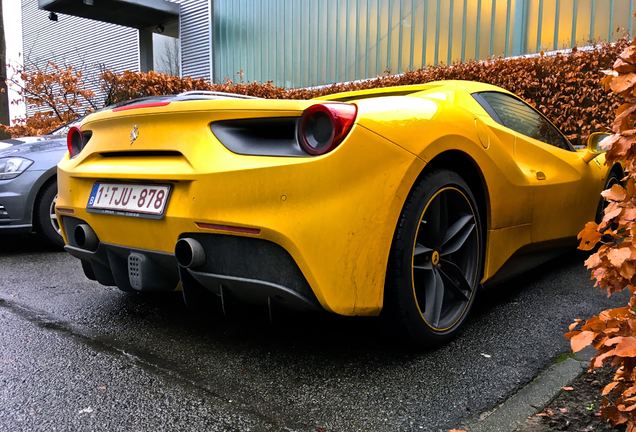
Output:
(583, 132), (611, 163)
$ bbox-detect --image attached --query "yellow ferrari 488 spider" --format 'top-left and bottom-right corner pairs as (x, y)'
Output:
(56, 80), (616, 345)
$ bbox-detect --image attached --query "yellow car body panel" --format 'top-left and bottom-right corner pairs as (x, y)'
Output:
(56, 81), (610, 316)
(58, 108), (425, 315)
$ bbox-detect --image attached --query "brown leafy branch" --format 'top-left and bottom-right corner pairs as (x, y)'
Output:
(1, 40), (628, 146)
(2, 60), (98, 136)
(569, 38), (636, 431)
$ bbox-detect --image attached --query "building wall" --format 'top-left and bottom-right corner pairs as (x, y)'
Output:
(21, 0), (139, 113)
(4, 0), (26, 122)
(20, 0), (636, 102)
(179, 0), (212, 79)
(213, 0), (636, 88)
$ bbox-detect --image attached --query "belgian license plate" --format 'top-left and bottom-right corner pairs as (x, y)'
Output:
(87, 182), (171, 218)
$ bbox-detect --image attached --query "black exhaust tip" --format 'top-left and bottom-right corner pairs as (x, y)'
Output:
(175, 238), (206, 268)
(74, 224), (98, 251)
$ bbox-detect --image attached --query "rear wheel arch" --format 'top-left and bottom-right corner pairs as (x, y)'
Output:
(420, 150), (490, 245)
(382, 150), (490, 314)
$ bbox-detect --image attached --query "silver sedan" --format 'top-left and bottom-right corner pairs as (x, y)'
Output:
(0, 129), (70, 247)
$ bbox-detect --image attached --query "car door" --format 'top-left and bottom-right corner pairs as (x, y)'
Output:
(474, 91), (606, 243)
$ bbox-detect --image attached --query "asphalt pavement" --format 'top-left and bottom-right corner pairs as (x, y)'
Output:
(0, 233), (626, 431)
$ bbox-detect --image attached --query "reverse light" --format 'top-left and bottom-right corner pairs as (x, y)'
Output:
(0, 157), (33, 180)
(298, 103), (357, 155)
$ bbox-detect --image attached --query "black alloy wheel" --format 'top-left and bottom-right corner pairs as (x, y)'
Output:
(386, 169), (483, 346)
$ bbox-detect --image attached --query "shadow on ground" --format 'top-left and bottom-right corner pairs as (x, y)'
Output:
(0, 232), (590, 358)
(0, 233), (62, 255)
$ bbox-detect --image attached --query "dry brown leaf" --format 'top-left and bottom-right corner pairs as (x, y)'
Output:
(571, 330), (597, 352)
(578, 222), (602, 251)
(608, 247), (632, 268)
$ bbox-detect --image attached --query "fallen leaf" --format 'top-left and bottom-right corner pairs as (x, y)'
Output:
(562, 386), (574, 391)
(603, 381), (620, 396)
(593, 349), (616, 368)
(612, 337), (636, 357)
(619, 402), (636, 412)
(570, 330), (596, 352)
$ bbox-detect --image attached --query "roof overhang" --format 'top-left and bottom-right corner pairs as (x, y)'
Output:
(38, 0), (180, 33)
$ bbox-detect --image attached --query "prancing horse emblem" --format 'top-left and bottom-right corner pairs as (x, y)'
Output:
(130, 124), (139, 145)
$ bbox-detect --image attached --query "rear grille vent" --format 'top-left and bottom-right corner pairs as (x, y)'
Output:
(99, 151), (183, 158)
(211, 117), (304, 156)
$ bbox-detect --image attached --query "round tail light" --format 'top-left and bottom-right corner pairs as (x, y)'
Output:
(298, 103), (357, 155)
(67, 126), (85, 158)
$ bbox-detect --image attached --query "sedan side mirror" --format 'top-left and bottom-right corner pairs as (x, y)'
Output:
(583, 132), (611, 163)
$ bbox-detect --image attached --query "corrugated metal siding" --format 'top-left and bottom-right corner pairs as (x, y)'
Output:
(179, 0), (211, 79)
(214, 0), (636, 88)
(21, 0), (139, 113)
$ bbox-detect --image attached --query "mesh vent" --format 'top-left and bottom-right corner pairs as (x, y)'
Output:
(128, 253), (145, 290)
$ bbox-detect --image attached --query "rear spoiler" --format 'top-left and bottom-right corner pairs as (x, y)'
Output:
(110, 91), (262, 112)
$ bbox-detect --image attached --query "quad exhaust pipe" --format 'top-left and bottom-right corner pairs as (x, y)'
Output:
(74, 224), (99, 251)
(175, 238), (206, 269)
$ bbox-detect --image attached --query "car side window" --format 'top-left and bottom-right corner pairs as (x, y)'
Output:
(474, 91), (572, 151)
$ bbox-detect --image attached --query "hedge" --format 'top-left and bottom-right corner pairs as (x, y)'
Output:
(7, 39), (629, 145)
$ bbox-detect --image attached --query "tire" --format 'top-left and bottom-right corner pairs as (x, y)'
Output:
(385, 169), (483, 346)
(35, 181), (64, 248)
(595, 171), (621, 224)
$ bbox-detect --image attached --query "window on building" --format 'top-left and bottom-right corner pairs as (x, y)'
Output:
(153, 34), (180, 76)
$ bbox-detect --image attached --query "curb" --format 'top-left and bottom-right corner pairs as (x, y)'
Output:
(459, 347), (594, 432)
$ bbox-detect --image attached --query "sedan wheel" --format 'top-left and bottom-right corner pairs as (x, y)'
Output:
(386, 169), (483, 345)
(50, 194), (61, 236)
(36, 181), (64, 248)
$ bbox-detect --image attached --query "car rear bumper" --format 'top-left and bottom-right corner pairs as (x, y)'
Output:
(62, 216), (321, 310)
(56, 126), (425, 315)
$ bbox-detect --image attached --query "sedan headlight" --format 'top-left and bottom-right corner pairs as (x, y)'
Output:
(0, 157), (33, 180)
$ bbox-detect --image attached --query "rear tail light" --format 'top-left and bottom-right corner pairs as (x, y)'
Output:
(297, 103), (357, 155)
(67, 126), (91, 158)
